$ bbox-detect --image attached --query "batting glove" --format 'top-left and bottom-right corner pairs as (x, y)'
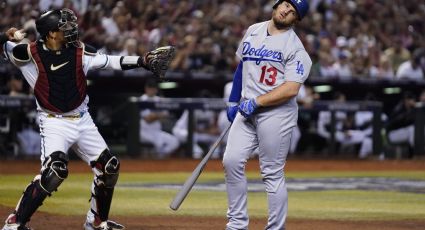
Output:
(238, 98), (258, 118)
(226, 104), (238, 122)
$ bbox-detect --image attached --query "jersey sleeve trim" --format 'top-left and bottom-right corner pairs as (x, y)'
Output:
(12, 44), (31, 62)
(84, 43), (97, 56)
(100, 55), (109, 69)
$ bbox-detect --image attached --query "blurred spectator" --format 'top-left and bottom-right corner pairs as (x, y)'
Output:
(173, 109), (221, 159)
(101, 7), (120, 37)
(7, 75), (26, 97)
(0, 0), (424, 76)
(172, 90), (221, 159)
(39, 0), (64, 12)
(317, 38), (336, 78)
(395, 49), (424, 80)
(385, 91), (417, 158)
(16, 113), (41, 157)
(170, 35), (196, 71)
(332, 50), (353, 79)
(6, 75), (40, 157)
(0, 0), (424, 160)
(119, 38), (138, 56)
(384, 37), (411, 72)
(369, 55), (395, 79)
(318, 52), (336, 78)
(290, 85), (319, 154)
(317, 92), (373, 157)
(99, 36), (120, 55)
(139, 78), (179, 159)
(331, 36), (348, 60)
(354, 94), (388, 159)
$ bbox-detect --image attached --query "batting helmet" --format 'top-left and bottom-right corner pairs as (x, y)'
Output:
(273, 0), (309, 20)
(35, 8), (79, 47)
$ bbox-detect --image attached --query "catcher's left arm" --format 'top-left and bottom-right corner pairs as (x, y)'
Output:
(89, 46), (176, 79)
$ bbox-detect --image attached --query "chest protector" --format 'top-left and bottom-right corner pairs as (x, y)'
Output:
(30, 42), (86, 113)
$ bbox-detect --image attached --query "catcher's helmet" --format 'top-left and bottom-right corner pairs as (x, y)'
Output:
(35, 8), (79, 47)
(273, 0), (309, 20)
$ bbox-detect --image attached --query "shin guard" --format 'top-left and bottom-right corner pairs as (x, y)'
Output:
(89, 149), (120, 223)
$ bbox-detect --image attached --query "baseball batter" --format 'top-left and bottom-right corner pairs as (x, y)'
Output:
(223, 1), (311, 229)
(0, 8), (173, 230)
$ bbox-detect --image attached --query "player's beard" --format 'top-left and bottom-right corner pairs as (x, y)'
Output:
(272, 11), (294, 30)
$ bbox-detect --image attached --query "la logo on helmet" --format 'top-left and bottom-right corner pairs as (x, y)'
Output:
(296, 0), (302, 3)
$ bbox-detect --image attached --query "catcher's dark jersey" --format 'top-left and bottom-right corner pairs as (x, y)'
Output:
(29, 41), (86, 113)
(3, 40), (117, 115)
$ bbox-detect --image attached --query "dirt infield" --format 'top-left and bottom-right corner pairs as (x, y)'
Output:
(2, 158), (425, 174)
(1, 159), (425, 230)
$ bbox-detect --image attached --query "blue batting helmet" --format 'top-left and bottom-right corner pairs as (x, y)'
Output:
(273, 0), (309, 20)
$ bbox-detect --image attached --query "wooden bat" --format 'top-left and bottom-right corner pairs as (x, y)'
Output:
(169, 123), (232, 211)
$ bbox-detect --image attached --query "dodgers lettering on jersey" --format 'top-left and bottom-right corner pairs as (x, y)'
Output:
(242, 42), (283, 65)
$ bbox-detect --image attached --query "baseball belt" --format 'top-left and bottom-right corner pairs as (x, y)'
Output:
(47, 111), (85, 119)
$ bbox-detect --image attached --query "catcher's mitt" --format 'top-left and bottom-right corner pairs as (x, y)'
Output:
(143, 46), (176, 78)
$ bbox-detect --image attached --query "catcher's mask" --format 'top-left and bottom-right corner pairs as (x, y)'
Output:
(36, 8), (80, 47)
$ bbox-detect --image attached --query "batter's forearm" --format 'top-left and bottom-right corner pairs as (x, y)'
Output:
(228, 61), (243, 103)
(256, 81), (301, 107)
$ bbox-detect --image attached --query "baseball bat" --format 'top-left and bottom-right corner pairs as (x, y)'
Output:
(169, 123), (232, 211)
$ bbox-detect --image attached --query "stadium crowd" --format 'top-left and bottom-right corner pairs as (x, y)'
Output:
(0, 0), (425, 159)
(0, 0), (424, 78)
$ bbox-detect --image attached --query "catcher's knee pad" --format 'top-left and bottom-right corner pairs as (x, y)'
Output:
(91, 149), (120, 188)
(40, 151), (69, 193)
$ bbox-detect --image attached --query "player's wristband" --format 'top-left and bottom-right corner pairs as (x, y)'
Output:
(119, 56), (147, 70)
(226, 102), (238, 107)
(0, 33), (8, 45)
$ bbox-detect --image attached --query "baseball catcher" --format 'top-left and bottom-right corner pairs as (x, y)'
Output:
(0, 8), (174, 230)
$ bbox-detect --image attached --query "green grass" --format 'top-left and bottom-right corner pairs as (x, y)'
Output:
(1, 171), (425, 220)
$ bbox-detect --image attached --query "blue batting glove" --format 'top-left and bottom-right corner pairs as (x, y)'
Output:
(238, 98), (258, 118)
(226, 105), (238, 122)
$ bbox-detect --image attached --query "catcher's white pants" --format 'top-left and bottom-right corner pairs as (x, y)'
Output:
(38, 111), (108, 164)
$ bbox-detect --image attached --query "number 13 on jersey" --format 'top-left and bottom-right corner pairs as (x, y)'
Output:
(259, 61), (305, 86)
(259, 65), (277, 86)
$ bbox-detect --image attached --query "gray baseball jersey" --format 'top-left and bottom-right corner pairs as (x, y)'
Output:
(224, 21), (312, 230)
(236, 21), (311, 129)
